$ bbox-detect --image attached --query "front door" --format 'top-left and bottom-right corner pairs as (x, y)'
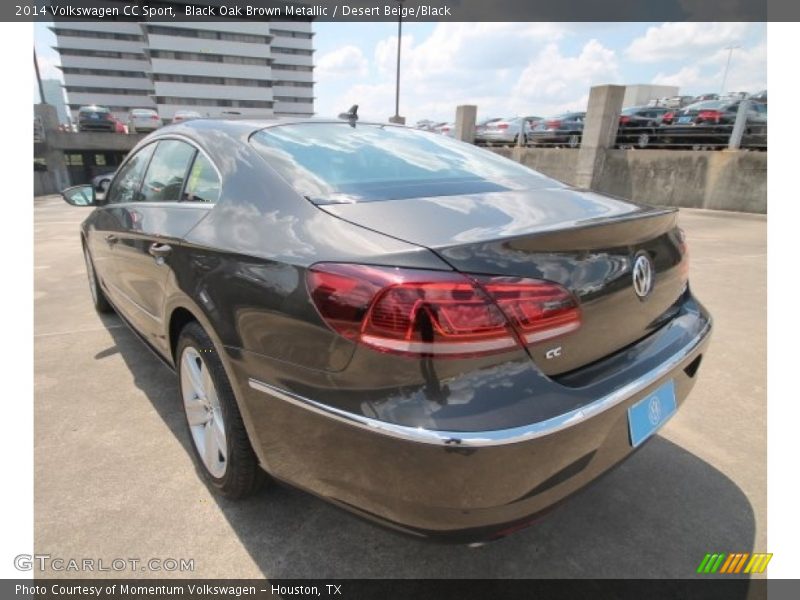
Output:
(111, 139), (199, 352)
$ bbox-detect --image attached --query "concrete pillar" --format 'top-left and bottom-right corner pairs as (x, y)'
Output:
(454, 105), (477, 143)
(574, 85), (625, 189)
(34, 104), (70, 193)
(728, 99), (750, 150)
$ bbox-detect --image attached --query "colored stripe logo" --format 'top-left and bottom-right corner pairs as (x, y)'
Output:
(697, 552), (772, 574)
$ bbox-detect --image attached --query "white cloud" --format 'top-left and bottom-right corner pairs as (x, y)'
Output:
(626, 22), (751, 63)
(651, 41), (766, 94)
(511, 40), (621, 116)
(314, 22), (765, 124)
(652, 66), (703, 88)
(316, 45), (368, 80)
(329, 23), (578, 123)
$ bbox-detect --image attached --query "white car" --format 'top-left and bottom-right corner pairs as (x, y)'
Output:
(128, 109), (163, 134)
(172, 110), (203, 124)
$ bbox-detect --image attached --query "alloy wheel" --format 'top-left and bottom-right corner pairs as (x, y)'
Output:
(181, 347), (227, 478)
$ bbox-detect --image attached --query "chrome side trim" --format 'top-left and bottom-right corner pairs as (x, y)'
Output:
(248, 321), (711, 447)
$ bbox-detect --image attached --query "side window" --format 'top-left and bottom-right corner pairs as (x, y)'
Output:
(182, 153), (221, 204)
(139, 140), (196, 203)
(106, 143), (156, 204)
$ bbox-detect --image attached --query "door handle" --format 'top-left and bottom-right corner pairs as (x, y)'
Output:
(148, 243), (172, 262)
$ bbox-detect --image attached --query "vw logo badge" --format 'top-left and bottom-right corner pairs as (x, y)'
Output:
(632, 252), (654, 299)
(648, 396), (662, 426)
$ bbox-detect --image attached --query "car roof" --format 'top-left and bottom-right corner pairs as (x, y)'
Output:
(145, 117), (417, 148)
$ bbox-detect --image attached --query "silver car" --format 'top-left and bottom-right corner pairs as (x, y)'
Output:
(128, 108), (163, 134)
(475, 116), (541, 145)
(172, 110), (203, 124)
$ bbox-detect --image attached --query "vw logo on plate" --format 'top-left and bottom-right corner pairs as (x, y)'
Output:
(632, 252), (654, 299)
(648, 396), (662, 425)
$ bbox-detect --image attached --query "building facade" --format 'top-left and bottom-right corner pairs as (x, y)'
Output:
(51, 21), (314, 122)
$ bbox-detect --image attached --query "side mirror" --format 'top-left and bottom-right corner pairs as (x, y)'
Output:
(60, 185), (96, 207)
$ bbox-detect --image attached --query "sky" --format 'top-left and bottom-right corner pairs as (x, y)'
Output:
(35, 21), (766, 124)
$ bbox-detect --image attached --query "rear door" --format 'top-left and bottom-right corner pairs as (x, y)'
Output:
(110, 139), (215, 353)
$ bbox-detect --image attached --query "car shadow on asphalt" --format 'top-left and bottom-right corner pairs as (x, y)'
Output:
(101, 318), (757, 581)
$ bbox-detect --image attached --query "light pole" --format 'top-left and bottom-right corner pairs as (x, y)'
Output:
(389, 0), (405, 124)
(720, 45), (741, 95)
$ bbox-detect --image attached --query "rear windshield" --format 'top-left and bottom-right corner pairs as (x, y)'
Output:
(685, 100), (727, 111)
(250, 123), (552, 203)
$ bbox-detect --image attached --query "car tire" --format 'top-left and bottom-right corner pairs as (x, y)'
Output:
(177, 321), (266, 499)
(568, 134), (580, 148)
(636, 132), (650, 149)
(82, 244), (113, 314)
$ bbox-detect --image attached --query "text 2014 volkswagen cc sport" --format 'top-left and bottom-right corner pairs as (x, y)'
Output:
(60, 117), (711, 543)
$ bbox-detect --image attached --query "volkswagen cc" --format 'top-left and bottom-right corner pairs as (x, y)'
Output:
(60, 118), (712, 542)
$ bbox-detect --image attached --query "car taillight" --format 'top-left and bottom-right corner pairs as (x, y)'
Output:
(546, 120), (561, 129)
(697, 110), (721, 123)
(619, 116), (630, 124)
(151, 115), (159, 120)
(663, 112), (674, 123)
(474, 276), (581, 344)
(307, 264), (580, 357)
(497, 123), (509, 130)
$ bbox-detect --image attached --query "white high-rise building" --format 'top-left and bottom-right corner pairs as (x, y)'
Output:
(51, 21), (315, 122)
(52, 22), (156, 117)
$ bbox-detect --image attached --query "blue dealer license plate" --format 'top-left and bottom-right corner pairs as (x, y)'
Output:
(628, 380), (677, 447)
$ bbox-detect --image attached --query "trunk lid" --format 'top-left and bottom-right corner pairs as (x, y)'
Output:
(320, 188), (688, 375)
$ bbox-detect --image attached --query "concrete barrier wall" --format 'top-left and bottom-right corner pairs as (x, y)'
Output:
(490, 147), (767, 214)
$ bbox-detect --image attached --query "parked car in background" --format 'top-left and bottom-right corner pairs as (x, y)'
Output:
(528, 112), (586, 147)
(110, 115), (128, 134)
(661, 99), (767, 148)
(474, 117), (503, 138)
(91, 169), (117, 193)
(415, 119), (438, 131)
(128, 108), (163, 134)
(616, 106), (670, 148)
(652, 96), (693, 109)
(59, 118), (710, 543)
(172, 110), (203, 124)
(77, 106), (117, 133)
(434, 122), (455, 137)
(476, 116), (540, 146)
(691, 93), (719, 104)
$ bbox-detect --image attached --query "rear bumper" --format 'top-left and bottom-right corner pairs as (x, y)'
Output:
(78, 121), (115, 132)
(528, 130), (577, 144)
(239, 302), (712, 542)
(475, 132), (517, 144)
